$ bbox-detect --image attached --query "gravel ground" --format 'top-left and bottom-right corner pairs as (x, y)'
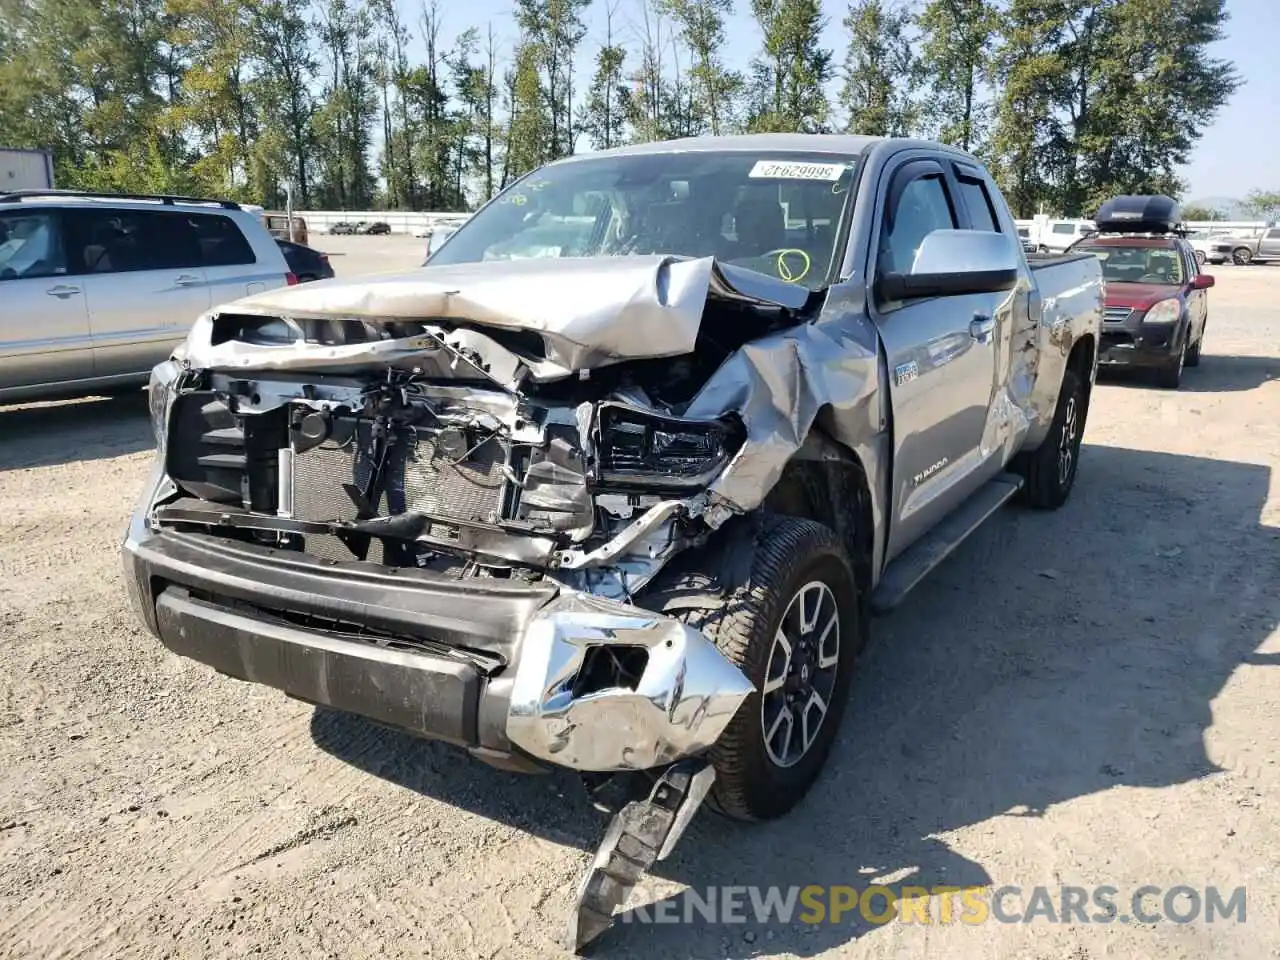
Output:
(1, 246), (1278, 960)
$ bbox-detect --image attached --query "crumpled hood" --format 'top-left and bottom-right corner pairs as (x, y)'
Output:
(190, 255), (809, 380)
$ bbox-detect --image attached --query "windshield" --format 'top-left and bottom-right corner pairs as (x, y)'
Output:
(429, 151), (859, 290)
(1077, 243), (1186, 284)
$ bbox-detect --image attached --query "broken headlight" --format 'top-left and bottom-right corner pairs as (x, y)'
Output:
(147, 359), (181, 452)
(593, 403), (743, 493)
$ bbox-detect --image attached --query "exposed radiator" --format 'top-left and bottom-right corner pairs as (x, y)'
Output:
(290, 419), (509, 527)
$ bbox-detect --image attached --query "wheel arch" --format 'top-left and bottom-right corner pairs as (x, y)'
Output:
(760, 427), (875, 620)
(638, 424), (876, 631)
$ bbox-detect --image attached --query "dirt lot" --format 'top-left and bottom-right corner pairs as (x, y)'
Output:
(1, 248), (1278, 960)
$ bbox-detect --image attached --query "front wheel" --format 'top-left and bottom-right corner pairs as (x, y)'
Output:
(1186, 323), (1204, 367)
(1194, 250), (1207, 266)
(1232, 247), (1252, 266)
(1156, 336), (1186, 389)
(675, 516), (861, 822)
(1017, 368), (1087, 509)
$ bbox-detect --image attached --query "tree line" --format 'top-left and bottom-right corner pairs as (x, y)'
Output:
(0, 0), (1243, 218)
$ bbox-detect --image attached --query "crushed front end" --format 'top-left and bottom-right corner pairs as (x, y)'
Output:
(123, 254), (871, 950)
(128, 350), (756, 775)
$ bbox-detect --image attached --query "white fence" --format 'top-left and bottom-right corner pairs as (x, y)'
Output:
(288, 209), (470, 235)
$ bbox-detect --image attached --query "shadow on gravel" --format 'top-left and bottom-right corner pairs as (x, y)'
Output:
(312, 443), (1279, 959)
(1099, 353), (1280, 394)
(0, 391), (153, 470)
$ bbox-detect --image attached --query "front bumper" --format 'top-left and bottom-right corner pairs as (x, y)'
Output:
(1098, 309), (1185, 368)
(122, 495), (753, 773)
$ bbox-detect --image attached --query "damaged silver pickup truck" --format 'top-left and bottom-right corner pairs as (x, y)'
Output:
(124, 135), (1103, 950)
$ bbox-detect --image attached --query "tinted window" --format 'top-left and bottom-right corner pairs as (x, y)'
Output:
(428, 151), (859, 290)
(879, 173), (956, 275)
(71, 209), (182, 273)
(1052, 223), (1076, 234)
(68, 209), (254, 274)
(190, 214), (255, 266)
(1267, 228), (1280, 239)
(0, 211), (67, 281)
(956, 176), (999, 232)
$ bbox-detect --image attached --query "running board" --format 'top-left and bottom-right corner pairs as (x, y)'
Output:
(870, 472), (1024, 615)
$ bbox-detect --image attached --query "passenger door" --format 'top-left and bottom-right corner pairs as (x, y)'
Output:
(67, 208), (211, 380)
(1183, 243), (1208, 342)
(869, 158), (1010, 562)
(0, 208), (93, 391)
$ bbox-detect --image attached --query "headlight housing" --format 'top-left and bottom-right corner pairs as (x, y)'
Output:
(147, 359), (181, 452)
(1142, 297), (1182, 326)
(592, 403), (744, 493)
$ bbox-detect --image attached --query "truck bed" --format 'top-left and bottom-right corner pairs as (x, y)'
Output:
(1028, 251), (1097, 270)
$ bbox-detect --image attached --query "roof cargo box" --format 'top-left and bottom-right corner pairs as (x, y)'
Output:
(1093, 195), (1182, 234)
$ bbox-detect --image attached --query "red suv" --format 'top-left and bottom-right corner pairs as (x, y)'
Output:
(1072, 195), (1214, 389)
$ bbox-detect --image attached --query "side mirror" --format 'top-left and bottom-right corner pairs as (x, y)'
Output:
(1191, 273), (1215, 289)
(877, 229), (1021, 302)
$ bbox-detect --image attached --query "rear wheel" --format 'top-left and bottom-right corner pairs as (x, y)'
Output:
(674, 516), (861, 822)
(1017, 368), (1087, 509)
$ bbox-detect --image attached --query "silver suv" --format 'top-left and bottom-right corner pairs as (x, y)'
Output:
(0, 190), (294, 403)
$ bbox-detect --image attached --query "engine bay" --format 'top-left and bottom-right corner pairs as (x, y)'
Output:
(157, 361), (743, 585)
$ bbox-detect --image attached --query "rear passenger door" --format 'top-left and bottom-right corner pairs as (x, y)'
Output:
(67, 208), (211, 380)
(0, 208), (93, 390)
(192, 212), (271, 305)
(869, 156), (1008, 562)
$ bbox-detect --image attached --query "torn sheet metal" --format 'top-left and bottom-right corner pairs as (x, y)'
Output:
(683, 312), (882, 514)
(181, 255), (809, 381)
(506, 591), (755, 771)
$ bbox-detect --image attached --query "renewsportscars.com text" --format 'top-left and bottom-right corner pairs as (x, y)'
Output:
(619, 883), (1248, 926)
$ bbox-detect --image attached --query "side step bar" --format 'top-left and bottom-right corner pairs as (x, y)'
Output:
(870, 472), (1024, 615)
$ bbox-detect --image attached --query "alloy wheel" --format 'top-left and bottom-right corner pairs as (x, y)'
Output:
(1057, 392), (1080, 487)
(760, 581), (841, 769)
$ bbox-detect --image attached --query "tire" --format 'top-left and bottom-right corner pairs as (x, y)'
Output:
(1185, 324), (1204, 367)
(1156, 336), (1186, 389)
(673, 516), (862, 822)
(1232, 247), (1252, 266)
(297, 273), (317, 283)
(1017, 367), (1087, 509)
(1194, 250), (1207, 266)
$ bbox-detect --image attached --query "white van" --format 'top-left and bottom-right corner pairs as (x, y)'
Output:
(1038, 219), (1096, 253)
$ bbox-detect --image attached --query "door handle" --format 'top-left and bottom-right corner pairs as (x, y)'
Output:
(174, 274), (202, 286)
(46, 284), (81, 298)
(969, 314), (995, 343)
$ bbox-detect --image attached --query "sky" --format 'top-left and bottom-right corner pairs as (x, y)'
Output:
(429, 0), (1279, 200)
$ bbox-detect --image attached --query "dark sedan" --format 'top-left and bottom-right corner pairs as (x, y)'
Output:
(275, 239), (334, 282)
